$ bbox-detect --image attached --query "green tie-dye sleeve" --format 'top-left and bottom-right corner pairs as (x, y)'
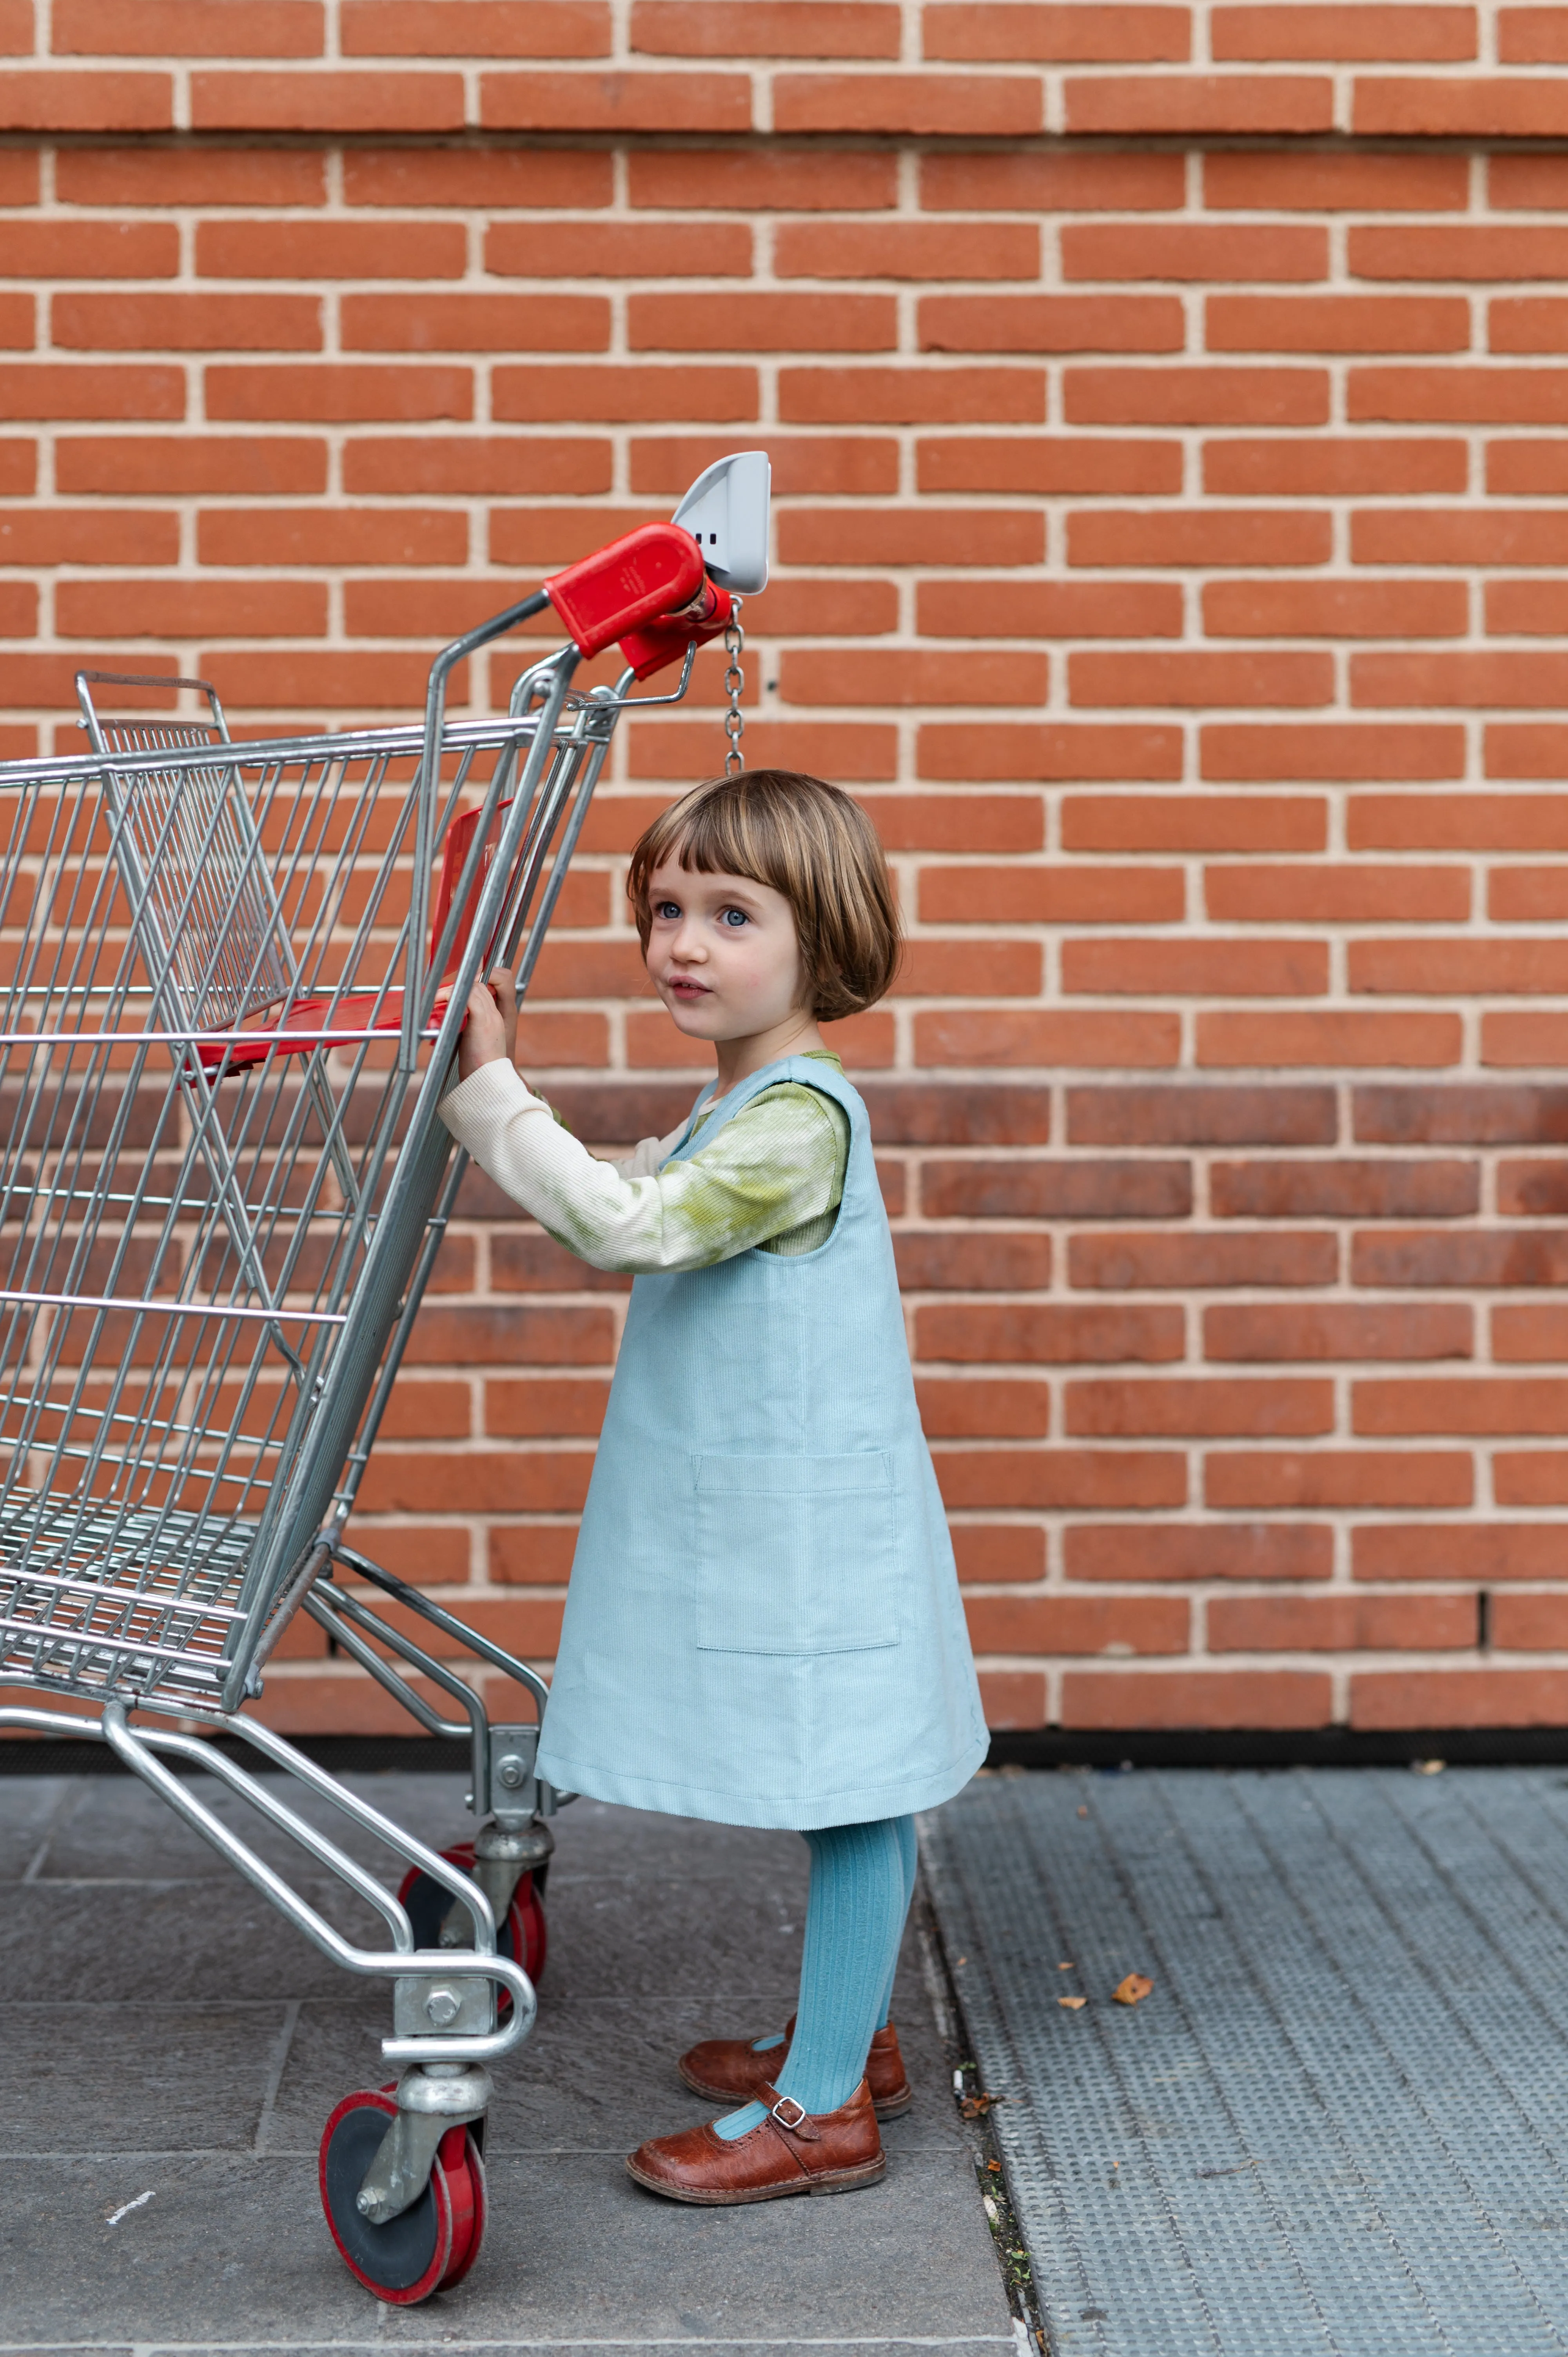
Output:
(441, 1059), (852, 1274)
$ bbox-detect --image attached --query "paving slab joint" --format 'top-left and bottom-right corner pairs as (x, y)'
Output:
(915, 1884), (1048, 2357)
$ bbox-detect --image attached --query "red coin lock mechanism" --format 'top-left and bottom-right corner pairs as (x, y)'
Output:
(543, 522), (707, 662)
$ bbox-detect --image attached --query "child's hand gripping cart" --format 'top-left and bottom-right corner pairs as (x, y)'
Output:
(0, 454), (770, 2301)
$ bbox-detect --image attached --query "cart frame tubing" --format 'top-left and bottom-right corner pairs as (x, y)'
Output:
(0, 1690), (535, 2063)
(298, 1544), (553, 1830)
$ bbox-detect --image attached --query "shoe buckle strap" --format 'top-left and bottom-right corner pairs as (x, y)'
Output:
(758, 2083), (821, 2142)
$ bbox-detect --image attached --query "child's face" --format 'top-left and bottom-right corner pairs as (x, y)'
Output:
(644, 860), (808, 1046)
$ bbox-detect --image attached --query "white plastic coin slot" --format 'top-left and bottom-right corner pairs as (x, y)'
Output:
(672, 450), (771, 595)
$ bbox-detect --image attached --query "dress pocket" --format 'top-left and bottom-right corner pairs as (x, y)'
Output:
(692, 1451), (900, 1655)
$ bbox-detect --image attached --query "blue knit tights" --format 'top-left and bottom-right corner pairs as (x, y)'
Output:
(713, 1814), (917, 2140)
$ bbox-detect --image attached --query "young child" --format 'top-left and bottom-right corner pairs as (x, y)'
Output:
(442, 766), (987, 2204)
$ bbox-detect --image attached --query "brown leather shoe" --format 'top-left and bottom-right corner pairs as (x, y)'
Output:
(679, 2015), (913, 2119)
(626, 2080), (885, 2205)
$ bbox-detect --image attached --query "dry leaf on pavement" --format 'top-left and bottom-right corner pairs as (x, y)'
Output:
(1112, 1972), (1154, 2006)
(1058, 1996), (1088, 2011)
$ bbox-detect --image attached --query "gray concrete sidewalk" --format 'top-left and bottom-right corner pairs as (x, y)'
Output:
(0, 1767), (1015, 2355)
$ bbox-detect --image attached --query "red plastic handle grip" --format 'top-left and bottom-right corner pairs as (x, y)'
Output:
(544, 521), (706, 660)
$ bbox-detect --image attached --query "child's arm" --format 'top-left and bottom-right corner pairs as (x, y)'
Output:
(441, 1058), (842, 1273)
(608, 1124), (689, 1181)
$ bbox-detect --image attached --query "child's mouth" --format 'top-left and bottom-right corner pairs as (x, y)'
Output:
(668, 977), (710, 1001)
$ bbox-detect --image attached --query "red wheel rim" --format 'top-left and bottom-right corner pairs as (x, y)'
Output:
(396, 1840), (477, 1917)
(319, 2088), (456, 2306)
(396, 1845), (545, 2012)
(435, 2126), (486, 2292)
(515, 1873), (548, 1983)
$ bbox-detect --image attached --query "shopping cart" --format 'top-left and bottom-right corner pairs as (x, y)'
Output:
(0, 453), (770, 2301)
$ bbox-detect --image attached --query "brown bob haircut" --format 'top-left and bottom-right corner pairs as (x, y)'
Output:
(626, 769), (900, 1023)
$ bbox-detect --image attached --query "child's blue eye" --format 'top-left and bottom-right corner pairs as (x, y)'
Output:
(720, 908), (748, 928)
(656, 902), (681, 920)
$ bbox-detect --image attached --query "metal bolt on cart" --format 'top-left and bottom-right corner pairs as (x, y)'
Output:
(0, 453), (771, 2302)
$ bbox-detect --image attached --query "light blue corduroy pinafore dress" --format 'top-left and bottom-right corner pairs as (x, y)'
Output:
(534, 1055), (988, 1830)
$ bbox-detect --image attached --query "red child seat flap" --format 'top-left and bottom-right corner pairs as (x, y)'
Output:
(193, 798), (496, 1077)
(189, 988), (436, 1077)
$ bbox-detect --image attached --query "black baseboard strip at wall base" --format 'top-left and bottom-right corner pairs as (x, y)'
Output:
(984, 1726), (1568, 1771)
(3, 1728), (1568, 1776)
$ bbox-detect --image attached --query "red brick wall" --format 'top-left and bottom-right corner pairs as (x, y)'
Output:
(5, 5), (1568, 1736)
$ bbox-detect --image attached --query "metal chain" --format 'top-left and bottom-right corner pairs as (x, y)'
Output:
(722, 597), (745, 776)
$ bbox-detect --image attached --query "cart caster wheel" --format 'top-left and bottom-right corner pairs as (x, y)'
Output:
(319, 2088), (485, 2304)
(397, 1842), (546, 2004)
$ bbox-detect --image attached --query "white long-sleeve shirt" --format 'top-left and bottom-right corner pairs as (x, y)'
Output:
(440, 1051), (851, 1274)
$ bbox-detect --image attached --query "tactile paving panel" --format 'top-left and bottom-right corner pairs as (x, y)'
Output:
(920, 1768), (1568, 2357)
